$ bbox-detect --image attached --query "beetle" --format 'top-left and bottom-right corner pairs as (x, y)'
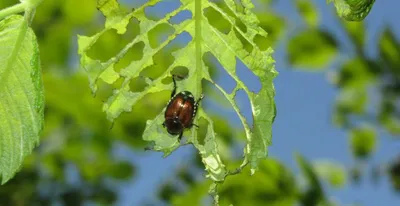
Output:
(162, 75), (204, 141)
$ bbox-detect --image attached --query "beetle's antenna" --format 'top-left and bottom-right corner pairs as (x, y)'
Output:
(197, 94), (204, 102)
(171, 75), (177, 97)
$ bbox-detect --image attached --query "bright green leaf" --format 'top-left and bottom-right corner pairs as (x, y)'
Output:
(288, 29), (337, 69)
(0, 15), (44, 184)
(349, 125), (377, 159)
(327, 0), (375, 21)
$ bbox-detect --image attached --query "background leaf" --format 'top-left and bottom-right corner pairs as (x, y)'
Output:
(0, 15), (44, 184)
(288, 29), (337, 69)
(312, 160), (347, 188)
(349, 125), (377, 159)
(295, 0), (319, 27)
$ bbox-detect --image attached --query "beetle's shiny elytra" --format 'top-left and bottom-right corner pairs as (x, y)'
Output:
(162, 75), (203, 141)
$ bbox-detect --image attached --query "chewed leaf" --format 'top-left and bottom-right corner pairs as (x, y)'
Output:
(97, 0), (131, 33)
(0, 15), (44, 184)
(195, 113), (226, 182)
(77, 0), (276, 186)
(327, 0), (375, 21)
(143, 112), (180, 156)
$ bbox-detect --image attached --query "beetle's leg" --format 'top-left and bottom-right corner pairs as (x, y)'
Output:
(178, 132), (183, 142)
(192, 94), (204, 117)
(171, 75), (178, 97)
(196, 94), (204, 105)
(191, 123), (199, 128)
(162, 122), (166, 128)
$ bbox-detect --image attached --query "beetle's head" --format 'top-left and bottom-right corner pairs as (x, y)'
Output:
(164, 118), (183, 135)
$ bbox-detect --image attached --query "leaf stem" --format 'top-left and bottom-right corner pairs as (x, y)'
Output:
(0, 3), (26, 21)
(195, 0), (202, 96)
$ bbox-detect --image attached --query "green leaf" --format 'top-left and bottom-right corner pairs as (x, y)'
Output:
(255, 12), (286, 48)
(107, 161), (135, 180)
(327, 0), (375, 21)
(336, 58), (376, 89)
(295, 154), (327, 206)
(295, 0), (319, 27)
(341, 20), (365, 49)
(0, 15), (44, 184)
(335, 88), (367, 115)
(78, 0), (276, 184)
(312, 160), (347, 188)
(288, 29), (337, 70)
(379, 28), (400, 68)
(380, 115), (400, 136)
(349, 125), (377, 159)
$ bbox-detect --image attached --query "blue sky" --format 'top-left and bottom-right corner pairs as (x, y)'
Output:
(114, 0), (400, 205)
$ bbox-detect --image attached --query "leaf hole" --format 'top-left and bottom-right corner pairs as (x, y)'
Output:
(141, 31), (192, 80)
(204, 7), (231, 35)
(234, 29), (253, 54)
(144, 0), (181, 21)
(253, 34), (270, 51)
(233, 0), (245, 13)
(129, 77), (148, 93)
(169, 10), (192, 25)
(161, 76), (173, 85)
(141, 51), (174, 80)
(209, 0), (236, 18)
(123, 17), (141, 39)
(255, 14), (286, 49)
(197, 117), (208, 146)
(209, 113), (237, 147)
(131, 0), (148, 8)
(235, 58), (261, 93)
(114, 41), (145, 73)
(235, 18), (247, 34)
(201, 80), (240, 127)
(113, 77), (125, 90)
(148, 23), (175, 49)
(96, 79), (114, 102)
(172, 31), (193, 49)
(86, 29), (131, 62)
(203, 52), (236, 94)
(234, 89), (253, 126)
(171, 66), (189, 78)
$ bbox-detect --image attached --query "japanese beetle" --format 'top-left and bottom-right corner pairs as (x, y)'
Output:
(163, 75), (204, 141)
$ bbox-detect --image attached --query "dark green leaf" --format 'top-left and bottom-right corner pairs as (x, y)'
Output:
(288, 29), (337, 69)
